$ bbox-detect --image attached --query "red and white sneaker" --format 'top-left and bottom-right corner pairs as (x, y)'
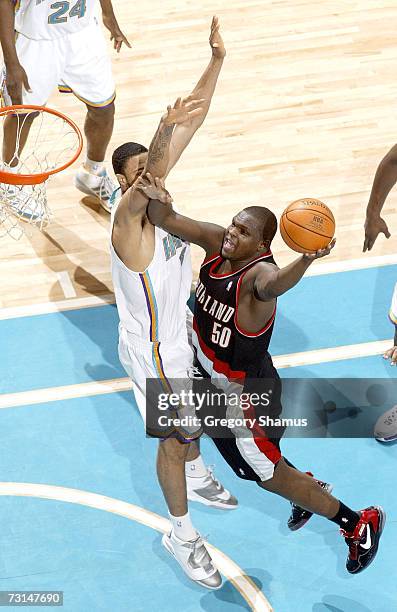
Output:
(342, 506), (386, 574)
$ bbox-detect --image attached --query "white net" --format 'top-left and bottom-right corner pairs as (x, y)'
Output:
(0, 106), (81, 239)
(0, 181), (48, 239)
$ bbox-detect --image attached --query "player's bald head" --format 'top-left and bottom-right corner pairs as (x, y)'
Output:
(242, 206), (278, 243)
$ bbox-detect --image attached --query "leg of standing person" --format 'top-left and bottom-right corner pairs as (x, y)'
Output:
(61, 19), (118, 212)
(118, 328), (222, 589)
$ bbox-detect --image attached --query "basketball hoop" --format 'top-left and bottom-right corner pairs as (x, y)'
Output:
(0, 104), (83, 238)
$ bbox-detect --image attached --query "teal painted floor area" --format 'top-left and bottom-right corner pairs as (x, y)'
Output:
(2, 264), (397, 394)
(0, 496), (250, 612)
(271, 264), (397, 353)
(1, 263), (397, 610)
(0, 395), (395, 612)
(280, 354), (397, 378)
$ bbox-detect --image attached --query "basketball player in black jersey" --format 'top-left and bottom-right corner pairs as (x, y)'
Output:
(138, 173), (385, 575)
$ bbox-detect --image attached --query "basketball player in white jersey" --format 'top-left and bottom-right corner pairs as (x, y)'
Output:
(110, 18), (236, 589)
(0, 0), (130, 214)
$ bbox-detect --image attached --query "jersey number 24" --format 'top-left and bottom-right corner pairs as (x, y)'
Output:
(48, 0), (86, 24)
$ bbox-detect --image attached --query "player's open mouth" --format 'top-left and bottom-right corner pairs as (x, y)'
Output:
(223, 236), (236, 251)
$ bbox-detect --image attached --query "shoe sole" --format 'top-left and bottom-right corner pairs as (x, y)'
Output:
(187, 489), (238, 510)
(375, 434), (397, 443)
(288, 483), (334, 531)
(74, 178), (111, 213)
(161, 534), (223, 590)
(348, 506), (386, 574)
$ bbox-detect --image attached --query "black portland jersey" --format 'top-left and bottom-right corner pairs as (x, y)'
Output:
(192, 251), (277, 385)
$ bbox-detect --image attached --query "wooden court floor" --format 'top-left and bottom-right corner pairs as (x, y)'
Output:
(2, 0), (397, 308)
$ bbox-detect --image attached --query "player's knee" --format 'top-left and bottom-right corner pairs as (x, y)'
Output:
(159, 436), (189, 463)
(256, 459), (286, 490)
(86, 102), (115, 125)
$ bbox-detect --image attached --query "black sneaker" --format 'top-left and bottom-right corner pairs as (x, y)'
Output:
(288, 473), (333, 531)
(343, 506), (386, 574)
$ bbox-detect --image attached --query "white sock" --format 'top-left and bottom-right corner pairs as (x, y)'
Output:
(169, 511), (197, 542)
(185, 454), (208, 479)
(84, 157), (106, 176)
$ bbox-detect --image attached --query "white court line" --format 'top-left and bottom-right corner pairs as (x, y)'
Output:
(57, 271), (77, 299)
(0, 482), (272, 612)
(0, 340), (390, 410)
(0, 378), (132, 409)
(0, 254), (397, 320)
(0, 293), (115, 320)
(272, 339), (391, 369)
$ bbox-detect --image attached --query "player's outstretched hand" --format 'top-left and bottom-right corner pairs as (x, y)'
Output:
(102, 14), (131, 52)
(135, 173), (173, 205)
(209, 16), (226, 59)
(383, 345), (397, 366)
(163, 97), (205, 126)
(363, 215), (391, 252)
(303, 238), (336, 260)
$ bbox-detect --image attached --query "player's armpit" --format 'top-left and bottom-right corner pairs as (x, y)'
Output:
(253, 264), (280, 302)
(111, 189), (147, 266)
(114, 185), (148, 225)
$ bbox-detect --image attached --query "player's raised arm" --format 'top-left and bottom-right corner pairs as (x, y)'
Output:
(0, 0), (31, 104)
(115, 97), (204, 224)
(253, 240), (336, 301)
(363, 144), (397, 252)
(165, 16), (226, 175)
(140, 173), (225, 254)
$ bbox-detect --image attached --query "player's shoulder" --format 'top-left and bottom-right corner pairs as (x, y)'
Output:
(238, 261), (278, 299)
(245, 259), (279, 280)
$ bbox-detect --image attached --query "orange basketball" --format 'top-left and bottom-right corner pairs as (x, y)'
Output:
(280, 198), (335, 254)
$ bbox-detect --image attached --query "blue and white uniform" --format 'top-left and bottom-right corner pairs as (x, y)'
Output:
(110, 199), (198, 438)
(1, 1), (115, 107)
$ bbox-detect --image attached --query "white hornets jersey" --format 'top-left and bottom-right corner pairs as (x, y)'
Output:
(14, 0), (97, 41)
(110, 210), (193, 342)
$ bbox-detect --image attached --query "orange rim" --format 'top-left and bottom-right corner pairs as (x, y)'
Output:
(0, 104), (83, 185)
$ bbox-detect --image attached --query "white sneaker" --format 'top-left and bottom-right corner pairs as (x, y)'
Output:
(187, 466), (238, 510)
(374, 405), (397, 442)
(162, 529), (222, 590)
(74, 166), (118, 213)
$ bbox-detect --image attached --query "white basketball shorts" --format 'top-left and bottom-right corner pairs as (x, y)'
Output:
(118, 325), (201, 441)
(1, 20), (115, 108)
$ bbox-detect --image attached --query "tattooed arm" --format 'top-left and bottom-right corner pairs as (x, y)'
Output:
(114, 97), (203, 225)
(112, 97), (204, 265)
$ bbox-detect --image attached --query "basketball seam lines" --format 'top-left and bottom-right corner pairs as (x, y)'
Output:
(286, 206), (335, 224)
(280, 215), (317, 251)
(283, 213), (334, 239)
